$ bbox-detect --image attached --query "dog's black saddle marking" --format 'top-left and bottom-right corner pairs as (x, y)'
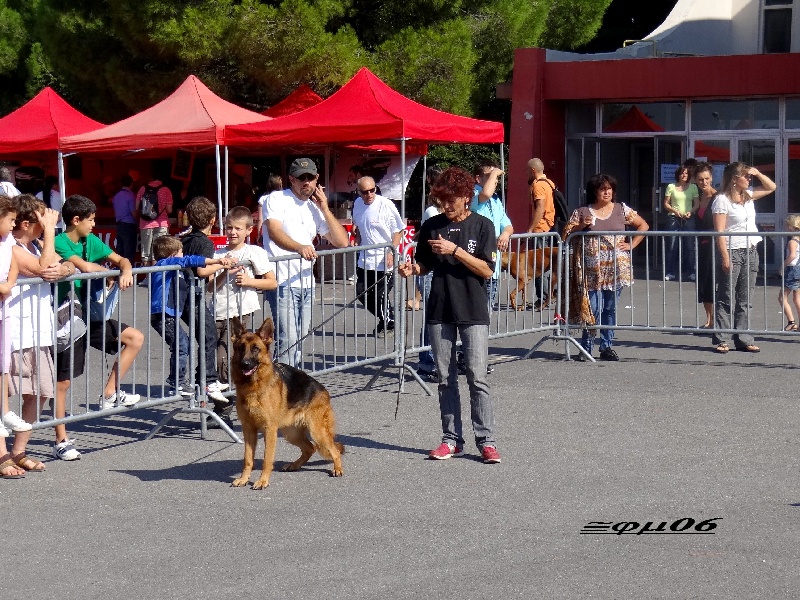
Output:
(273, 362), (326, 408)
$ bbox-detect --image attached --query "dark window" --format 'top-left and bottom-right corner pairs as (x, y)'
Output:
(763, 7), (792, 53)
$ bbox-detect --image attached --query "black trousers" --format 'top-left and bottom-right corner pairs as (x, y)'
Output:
(356, 267), (394, 325)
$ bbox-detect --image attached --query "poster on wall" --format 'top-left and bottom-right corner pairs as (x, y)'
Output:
(331, 152), (422, 206)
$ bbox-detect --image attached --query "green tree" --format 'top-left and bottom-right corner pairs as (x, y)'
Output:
(2, 0), (613, 121)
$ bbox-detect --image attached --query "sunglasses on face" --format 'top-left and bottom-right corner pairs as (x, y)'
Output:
(295, 174), (316, 182)
(359, 187), (376, 196)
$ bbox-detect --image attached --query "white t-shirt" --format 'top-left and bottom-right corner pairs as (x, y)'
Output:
(213, 244), (275, 320)
(8, 240), (54, 351)
(264, 189), (329, 287)
(0, 181), (20, 198)
(351, 195), (405, 270)
(712, 192), (761, 249)
(36, 190), (65, 229)
(257, 193), (270, 248)
(422, 205), (441, 223)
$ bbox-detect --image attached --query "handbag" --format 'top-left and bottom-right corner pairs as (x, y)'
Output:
(82, 238), (120, 322)
(55, 292), (86, 352)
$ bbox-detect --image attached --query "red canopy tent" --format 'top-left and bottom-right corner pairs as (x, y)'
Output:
(226, 67), (504, 214)
(0, 86), (105, 204)
(62, 75), (269, 153)
(226, 67), (503, 147)
(0, 87), (104, 156)
(61, 75), (270, 227)
(261, 84), (323, 117)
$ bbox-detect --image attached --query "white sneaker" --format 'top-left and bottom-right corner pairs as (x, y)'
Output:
(213, 381), (229, 392)
(53, 439), (81, 461)
(101, 390), (142, 410)
(2, 410), (32, 432)
(0, 421), (8, 437)
(205, 381), (229, 404)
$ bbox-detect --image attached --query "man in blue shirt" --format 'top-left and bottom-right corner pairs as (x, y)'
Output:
(470, 161), (512, 313)
(112, 174), (138, 265)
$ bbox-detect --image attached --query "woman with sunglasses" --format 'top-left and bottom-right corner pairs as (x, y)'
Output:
(712, 162), (776, 353)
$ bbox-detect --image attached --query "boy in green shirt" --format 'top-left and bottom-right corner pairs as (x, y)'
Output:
(52, 195), (145, 460)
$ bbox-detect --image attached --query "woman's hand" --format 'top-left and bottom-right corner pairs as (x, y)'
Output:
(720, 254), (731, 273)
(398, 262), (415, 279)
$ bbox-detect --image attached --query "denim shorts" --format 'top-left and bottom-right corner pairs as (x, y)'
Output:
(785, 265), (800, 290)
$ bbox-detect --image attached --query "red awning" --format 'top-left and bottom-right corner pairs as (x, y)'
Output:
(61, 75), (269, 154)
(225, 67), (504, 147)
(0, 87), (104, 156)
(261, 85), (323, 117)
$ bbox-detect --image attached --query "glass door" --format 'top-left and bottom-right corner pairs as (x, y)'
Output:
(739, 137), (779, 269)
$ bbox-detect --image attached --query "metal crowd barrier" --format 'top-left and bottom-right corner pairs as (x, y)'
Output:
(6, 265), (242, 444)
(559, 229), (800, 361)
(401, 232), (562, 372)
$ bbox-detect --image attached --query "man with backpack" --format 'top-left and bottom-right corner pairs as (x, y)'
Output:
(526, 158), (563, 310)
(135, 175), (173, 281)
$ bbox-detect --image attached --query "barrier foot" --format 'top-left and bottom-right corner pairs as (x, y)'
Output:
(145, 405), (242, 443)
(401, 364), (434, 397)
(547, 333), (596, 363)
(523, 333), (557, 359)
(364, 364), (389, 391)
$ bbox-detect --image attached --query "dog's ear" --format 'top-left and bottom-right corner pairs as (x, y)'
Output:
(257, 317), (274, 346)
(230, 317), (248, 341)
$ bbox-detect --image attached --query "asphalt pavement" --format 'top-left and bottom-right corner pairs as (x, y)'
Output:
(4, 319), (800, 599)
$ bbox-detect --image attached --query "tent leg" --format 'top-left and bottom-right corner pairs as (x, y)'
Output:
(58, 150), (67, 201)
(215, 145), (223, 234)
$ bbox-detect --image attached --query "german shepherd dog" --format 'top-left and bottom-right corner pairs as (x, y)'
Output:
(229, 317), (344, 489)
(500, 246), (559, 311)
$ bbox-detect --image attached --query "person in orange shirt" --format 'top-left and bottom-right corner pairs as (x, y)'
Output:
(526, 158), (557, 309)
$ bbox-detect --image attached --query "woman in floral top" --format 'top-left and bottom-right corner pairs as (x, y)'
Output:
(562, 173), (649, 361)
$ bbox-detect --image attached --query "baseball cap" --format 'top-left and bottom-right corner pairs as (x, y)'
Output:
(289, 158), (318, 178)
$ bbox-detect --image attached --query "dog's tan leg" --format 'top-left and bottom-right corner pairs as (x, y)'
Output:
(232, 425), (258, 487)
(516, 280), (527, 311)
(280, 426), (315, 472)
(307, 409), (344, 477)
(253, 426), (278, 490)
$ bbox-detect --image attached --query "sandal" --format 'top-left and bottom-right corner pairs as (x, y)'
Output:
(715, 343), (729, 354)
(740, 345), (761, 353)
(785, 322), (797, 332)
(405, 300), (420, 311)
(0, 453), (25, 479)
(12, 453), (45, 472)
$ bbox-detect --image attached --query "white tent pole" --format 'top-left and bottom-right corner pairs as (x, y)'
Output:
(400, 138), (406, 219)
(422, 154), (427, 218)
(224, 145), (230, 224)
(499, 143), (506, 208)
(57, 151), (66, 203)
(215, 144), (223, 234)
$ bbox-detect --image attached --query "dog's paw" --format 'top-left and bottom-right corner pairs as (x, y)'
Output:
(252, 478), (271, 490)
(330, 467), (344, 477)
(231, 477), (249, 487)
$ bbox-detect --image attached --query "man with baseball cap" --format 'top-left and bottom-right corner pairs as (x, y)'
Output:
(263, 158), (349, 366)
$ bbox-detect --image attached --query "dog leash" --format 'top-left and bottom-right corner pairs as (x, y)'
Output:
(279, 272), (393, 356)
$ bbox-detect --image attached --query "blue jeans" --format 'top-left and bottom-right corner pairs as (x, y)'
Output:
(275, 284), (313, 367)
(582, 289), (621, 353)
(665, 215), (695, 277)
(429, 323), (495, 449)
(180, 295), (219, 384)
(418, 272), (434, 368)
(485, 278), (498, 313)
(151, 315), (189, 387)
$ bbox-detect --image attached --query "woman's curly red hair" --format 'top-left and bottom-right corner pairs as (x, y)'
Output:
(430, 167), (474, 205)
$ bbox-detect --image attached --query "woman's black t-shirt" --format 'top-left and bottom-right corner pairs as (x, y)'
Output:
(415, 212), (496, 325)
